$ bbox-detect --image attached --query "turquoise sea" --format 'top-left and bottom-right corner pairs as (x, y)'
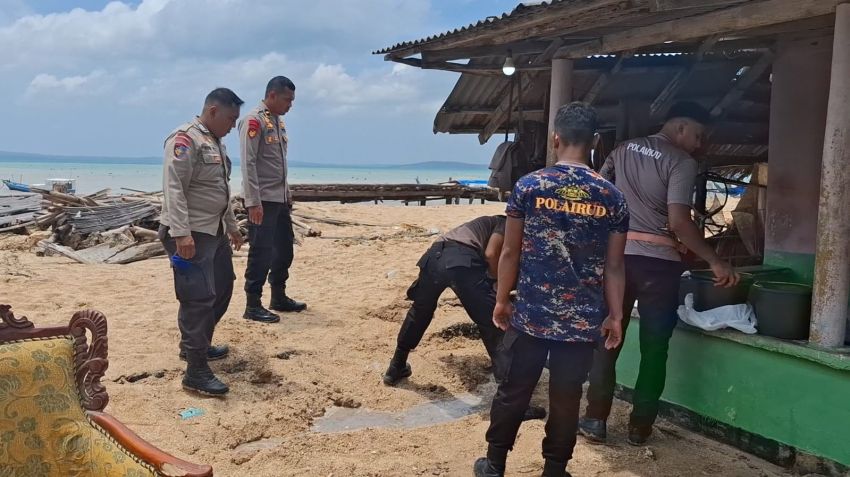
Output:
(0, 158), (489, 195)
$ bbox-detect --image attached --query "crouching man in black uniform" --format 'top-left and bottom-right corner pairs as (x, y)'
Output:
(383, 215), (546, 421)
(384, 215), (506, 384)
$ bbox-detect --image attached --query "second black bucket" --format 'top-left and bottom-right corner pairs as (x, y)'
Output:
(748, 281), (812, 340)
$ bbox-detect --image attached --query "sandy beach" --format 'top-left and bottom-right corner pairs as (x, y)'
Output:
(0, 203), (790, 477)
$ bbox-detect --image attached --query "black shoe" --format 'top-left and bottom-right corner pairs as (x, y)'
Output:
(542, 459), (572, 477)
(270, 295), (307, 312)
(244, 294), (281, 323)
(182, 352), (229, 396)
(522, 405), (547, 421)
(578, 416), (607, 443)
(243, 306), (280, 323)
(382, 362), (412, 386)
(179, 344), (230, 362)
(628, 424), (652, 446)
(473, 458), (504, 477)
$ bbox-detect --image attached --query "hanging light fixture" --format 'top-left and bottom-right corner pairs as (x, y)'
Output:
(502, 50), (516, 76)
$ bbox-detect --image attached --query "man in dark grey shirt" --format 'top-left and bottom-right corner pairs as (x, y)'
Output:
(383, 215), (507, 386)
(580, 102), (739, 445)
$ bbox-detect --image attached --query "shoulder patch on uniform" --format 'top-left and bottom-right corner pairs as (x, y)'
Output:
(173, 132), (192, 160)
(247, 118), (260, 139)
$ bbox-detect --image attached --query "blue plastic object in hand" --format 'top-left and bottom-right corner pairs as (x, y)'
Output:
(170, 254), (192, 271)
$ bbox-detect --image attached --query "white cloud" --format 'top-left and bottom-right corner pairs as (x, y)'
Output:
(25, 70), (108, 97)
(0, 0), (498, 164)
(306, 63), (423, 114)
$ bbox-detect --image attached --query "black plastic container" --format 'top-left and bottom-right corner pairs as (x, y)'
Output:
(679, 272), (754, 311)
(748, 281), (812, 340)
(678, 266), (793, 311)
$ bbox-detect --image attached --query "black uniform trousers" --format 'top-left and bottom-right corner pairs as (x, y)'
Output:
(396, 241), (505, 370)
(160, 226), (235, 353)
(584, 254), (685, 427)
(244, 201), (295, 296)
(486, 328), (594, 466)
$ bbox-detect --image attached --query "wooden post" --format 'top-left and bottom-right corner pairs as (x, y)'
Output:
(546, 59), (573, 166)
(811, 3), (850, 348)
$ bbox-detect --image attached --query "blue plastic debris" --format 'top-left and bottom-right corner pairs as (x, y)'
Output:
(179, 408), (205, 420)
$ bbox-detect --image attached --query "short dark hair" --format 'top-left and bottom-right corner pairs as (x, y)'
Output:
(266, 76), (296, 96)
(204, 88), (244, 109)
(666, 101), (711, 125)
(553, 102), (598, 146)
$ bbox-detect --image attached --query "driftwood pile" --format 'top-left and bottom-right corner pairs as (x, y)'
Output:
(0, 188), (167, 265)
(0, 187), (325, 264)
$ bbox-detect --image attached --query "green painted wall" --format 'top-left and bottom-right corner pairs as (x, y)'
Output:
(763, 250), (816, 285)
(616, 322), (850, 466)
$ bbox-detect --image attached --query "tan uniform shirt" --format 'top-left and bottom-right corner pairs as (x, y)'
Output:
(239, 101), (290, 208)
(161, 118), (238, 237)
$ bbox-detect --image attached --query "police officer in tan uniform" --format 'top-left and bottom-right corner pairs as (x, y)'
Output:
(160, 88), (245, 396)
(240, 76), (307, 323)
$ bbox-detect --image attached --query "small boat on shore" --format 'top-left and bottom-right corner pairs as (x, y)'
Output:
(2, 179), (31, 193)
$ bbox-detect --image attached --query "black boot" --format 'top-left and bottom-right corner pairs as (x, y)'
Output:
(473, 458), (504, 477)
(244, 294), (280, 323)
(627, 424), (653, 446)
(542, 459), (572, 477)
(269, 288), (307, 312)
(578, 416), (608, 443)
(182, 351), (229, 396)
(382, 348), (412, 386)
(179, 344), (230, 362)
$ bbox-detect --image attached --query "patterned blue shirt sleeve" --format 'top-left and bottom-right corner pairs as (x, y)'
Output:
(609, 193), (630, 233)
(505, 176), (529, 218)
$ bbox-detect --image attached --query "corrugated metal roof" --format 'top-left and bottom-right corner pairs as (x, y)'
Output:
(373, 1), (567, 55)
(374, 1), (736, 57)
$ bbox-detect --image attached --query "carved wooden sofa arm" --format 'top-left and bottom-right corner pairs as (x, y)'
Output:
(0, 304), (213, 477)
(88, 412), (212, 477)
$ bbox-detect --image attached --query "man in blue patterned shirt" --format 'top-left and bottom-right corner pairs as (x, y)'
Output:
(474, 102), (629, 477)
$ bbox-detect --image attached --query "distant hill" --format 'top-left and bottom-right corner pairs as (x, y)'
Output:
(0, 150), (159, 165)
(0, 151), (487, 170)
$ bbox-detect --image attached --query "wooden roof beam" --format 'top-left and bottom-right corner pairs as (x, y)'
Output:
(478, 39), (565, 144)
(393, 56), (550, 75)
(650, 0), (747, 12)
(442, 106), (545, 115)
(583, 51), (632, 105)
(710, 50), (775, 118)
(555, 0), (844, 59)
(650, 35), (720, 118)
(422, 40), (551, 63)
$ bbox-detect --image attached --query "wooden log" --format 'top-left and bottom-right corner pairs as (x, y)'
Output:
(291, 213), (382, 227)
(105, 242), (166, 265)
(0, 221), (35, 233)
(130, 226), (158, 241)
(38, 240), (94, 264)
(290, 218), (321, 237)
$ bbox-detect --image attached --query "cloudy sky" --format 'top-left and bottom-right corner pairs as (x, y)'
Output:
(0, 0), (519, 164)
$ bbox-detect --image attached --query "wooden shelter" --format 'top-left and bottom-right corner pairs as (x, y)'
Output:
(376, 1), (850, 472)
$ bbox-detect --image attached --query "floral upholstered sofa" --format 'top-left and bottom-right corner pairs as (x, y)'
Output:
(0, 304), (212, 477)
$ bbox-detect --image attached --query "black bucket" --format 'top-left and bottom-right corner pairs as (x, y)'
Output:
(748, 282), (812, 340)
(679, 271), (754, 312)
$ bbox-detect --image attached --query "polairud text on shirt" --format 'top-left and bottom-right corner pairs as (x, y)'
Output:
(535, 197), (608, 217)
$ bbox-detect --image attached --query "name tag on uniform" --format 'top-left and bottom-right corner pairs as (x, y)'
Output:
(202, 153), (222, 164)
(200, 144), (222, 164)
